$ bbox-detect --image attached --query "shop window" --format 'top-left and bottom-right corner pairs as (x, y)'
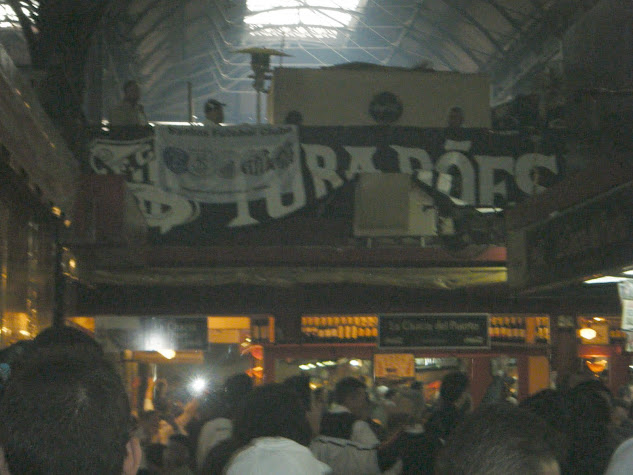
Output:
(489, 356), (519, 403)
(276, 356), (372, 390)
(410, 357), (471, 406)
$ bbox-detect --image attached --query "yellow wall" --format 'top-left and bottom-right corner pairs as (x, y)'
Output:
(528, 356), (550, 395)
(268, 68), (491, 127)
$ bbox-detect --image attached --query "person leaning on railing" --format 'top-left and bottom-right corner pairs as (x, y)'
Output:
(109, 80), (153, 140)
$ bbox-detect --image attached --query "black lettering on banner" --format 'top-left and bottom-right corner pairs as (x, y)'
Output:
(89, 126), (566, 242)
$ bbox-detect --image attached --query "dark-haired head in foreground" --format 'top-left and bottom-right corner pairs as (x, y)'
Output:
(233, 383), (312, 446)
(0, 347), (140, 474)
(435, 404), (562, 475)
(332, 376), (370, 420)
(439, 371), (470, 405)
(33, 325), (104, 357)
(201, 383), (314, 474)
(563, 380), (616, 475)
(519, 389), (568, 435)
(284, 374), (312, 412)
(425, 371), (470, 443)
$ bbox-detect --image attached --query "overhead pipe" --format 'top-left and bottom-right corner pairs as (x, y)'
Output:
(187, 81), (194, 123)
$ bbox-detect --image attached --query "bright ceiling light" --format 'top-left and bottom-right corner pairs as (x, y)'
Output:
(584, 276), (628, 284)
(349, 359), (361, 367)
(157, 349), (176, 359)
(579, 328), (597, 340)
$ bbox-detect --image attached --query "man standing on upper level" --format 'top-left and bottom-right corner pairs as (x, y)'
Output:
(110, 80), (148, 127)
(203, 98), (225, 126)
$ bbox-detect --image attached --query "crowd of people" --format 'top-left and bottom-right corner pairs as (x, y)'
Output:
(2, 327), (633, 474)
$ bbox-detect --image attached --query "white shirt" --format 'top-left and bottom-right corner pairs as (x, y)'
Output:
(196, 417), (233, 470)
(606, 437), (633, 475)
(310, 435), (381, 475)
(226, 437), (331, 475)
(329, 403), (380, 446)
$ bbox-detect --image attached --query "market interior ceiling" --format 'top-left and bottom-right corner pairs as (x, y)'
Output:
(0, 0), (610, 298)
(0, 0), (600, 123)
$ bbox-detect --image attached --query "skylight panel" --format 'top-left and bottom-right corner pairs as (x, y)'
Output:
(245, 0), (363, 40)
(0, 2), (38, 30)
(0, 4), (19, 28)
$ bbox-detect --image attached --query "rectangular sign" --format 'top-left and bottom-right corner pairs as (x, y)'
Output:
(509, 182), (633, 290)
(95, 316), (143, 352)
(378, 313), (490, 349)
(374, 353), (415, 378)
(143, 317), (208, 351)
(94, 316), (208, 351)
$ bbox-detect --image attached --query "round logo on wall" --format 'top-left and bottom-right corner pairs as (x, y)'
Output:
(369, 91), (403, 124)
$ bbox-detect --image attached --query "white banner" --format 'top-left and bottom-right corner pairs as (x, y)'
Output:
(619, 279), (633, 331)
(88, 125), (564, 235)
(155, 124), (300, 204)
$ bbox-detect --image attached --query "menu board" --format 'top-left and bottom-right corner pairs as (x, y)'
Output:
(378, 314), (490, 349)
(374, 353), (415, 378)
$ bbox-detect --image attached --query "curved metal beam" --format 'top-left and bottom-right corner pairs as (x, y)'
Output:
(127, 0), (163, 30)
(244, 5), (362, 19)
(392, 27), (457, 70)
(390, 43), (452, 70)
(307, 5), (384, 63)
(383, 0), (424, 64)
(411, 21), (484, 69)
(363, 0), (487, 68)
(484, 0), (522, 31)
(133, 3), (183, 44)
(246, 24), (353, 35)
(438, 0), (504, 54)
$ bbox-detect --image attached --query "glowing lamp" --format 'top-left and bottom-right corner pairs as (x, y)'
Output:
(579, 328), (597, 340)
(157, 349), (176, 359)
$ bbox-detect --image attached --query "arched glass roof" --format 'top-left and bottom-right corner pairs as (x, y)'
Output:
(0, 0), (600, 123)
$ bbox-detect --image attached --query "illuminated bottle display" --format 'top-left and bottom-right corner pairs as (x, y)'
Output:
(609, 325), (627, 343)
(535, 317), (550, 344)
(301, 315), (378, 343)
(489, 316), (543, 345)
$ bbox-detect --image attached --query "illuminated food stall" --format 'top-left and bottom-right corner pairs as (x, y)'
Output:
(264, 312), (552, 404)
(67, 315), (273, 412)
(576, 315), (630, 390)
